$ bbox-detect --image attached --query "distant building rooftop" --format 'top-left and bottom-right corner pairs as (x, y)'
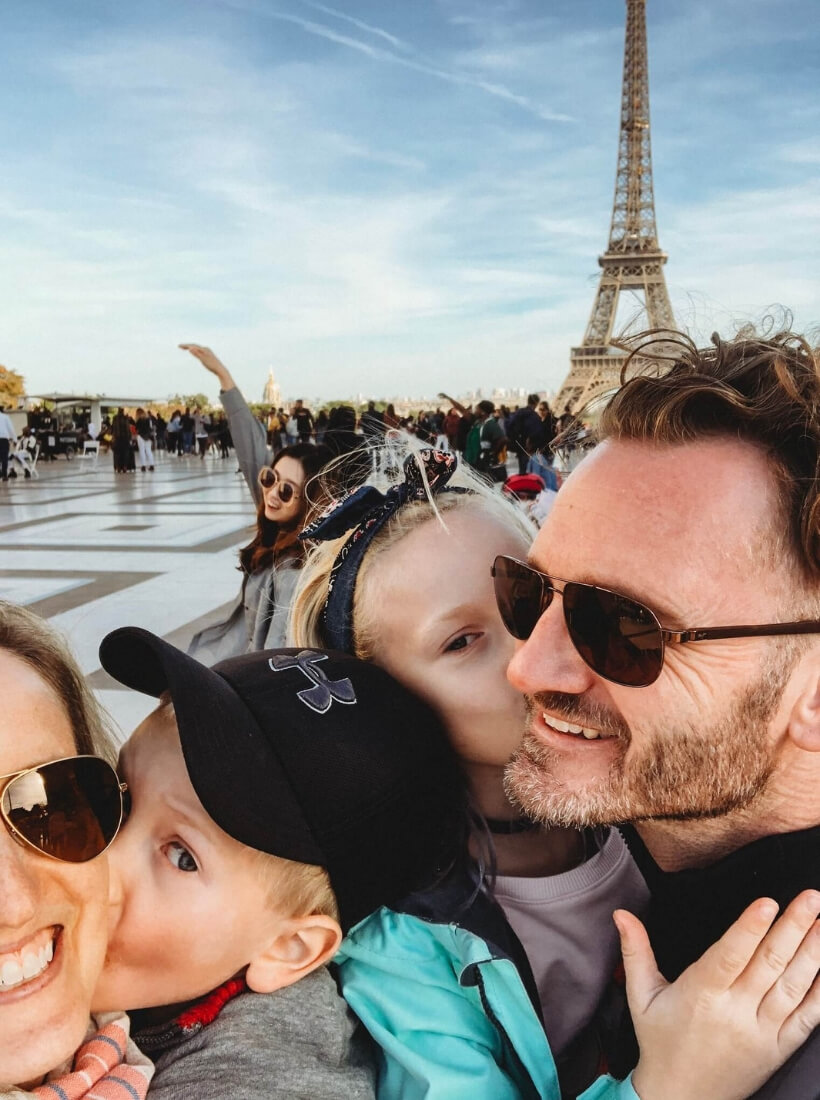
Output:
(26, 393), (161, 407)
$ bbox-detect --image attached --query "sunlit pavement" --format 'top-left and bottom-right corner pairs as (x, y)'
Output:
(0, 450), (255, 741)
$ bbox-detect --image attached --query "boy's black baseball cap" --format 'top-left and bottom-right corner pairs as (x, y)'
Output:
(99, 628), (465, 931)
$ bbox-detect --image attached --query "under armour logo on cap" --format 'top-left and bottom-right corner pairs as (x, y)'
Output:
(268, 650), (357, 714)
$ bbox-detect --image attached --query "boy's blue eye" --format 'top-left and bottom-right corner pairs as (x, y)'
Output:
(445, 632), (480, 653)
(166, 842), (198, 873)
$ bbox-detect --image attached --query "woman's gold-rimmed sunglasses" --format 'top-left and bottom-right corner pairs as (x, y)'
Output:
(257, 467), (300, 503)
(493, 554), (820, 688)
(0, 755), (128, 863)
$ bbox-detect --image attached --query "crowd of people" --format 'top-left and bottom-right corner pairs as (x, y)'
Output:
(2, 325), (820, 1100)
(0, 362), (578, 494)
(105, 406), (235, 473)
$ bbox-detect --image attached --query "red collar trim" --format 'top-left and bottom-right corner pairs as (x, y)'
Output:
(177, 976), (247, 1031)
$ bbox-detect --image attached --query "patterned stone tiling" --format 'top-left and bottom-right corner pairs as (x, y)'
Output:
(0, 455), (256, 740)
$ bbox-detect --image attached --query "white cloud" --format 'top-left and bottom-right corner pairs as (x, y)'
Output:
(300, 1), (409, 50)
(1, 1), (817, 404)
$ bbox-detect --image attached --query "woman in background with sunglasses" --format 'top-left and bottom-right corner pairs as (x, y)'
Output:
(0, 601), (149, 1098)
(179, 344), (335, 665)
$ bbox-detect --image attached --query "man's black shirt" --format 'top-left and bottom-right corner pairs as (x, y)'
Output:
(610, 824), (820, 1098)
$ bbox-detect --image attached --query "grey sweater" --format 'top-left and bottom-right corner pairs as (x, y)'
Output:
(139, 969), (376, 1100)
(188, 385), (300, 665)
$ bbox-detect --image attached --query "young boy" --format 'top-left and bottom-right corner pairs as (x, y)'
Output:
(92, 628), (465, 1099)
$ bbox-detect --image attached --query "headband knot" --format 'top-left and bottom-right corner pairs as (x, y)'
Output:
(301, 449), (460, 652)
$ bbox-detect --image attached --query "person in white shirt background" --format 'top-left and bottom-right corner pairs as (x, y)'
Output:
(0, 406), (17, 483)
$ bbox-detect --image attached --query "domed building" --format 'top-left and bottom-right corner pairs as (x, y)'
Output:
(262, 367), (282, 408)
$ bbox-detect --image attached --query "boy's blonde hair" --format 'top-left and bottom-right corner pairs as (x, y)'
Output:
(157, 695), (340, 924)
(252, 848), (340, 923)
(289, 441), (536, 658)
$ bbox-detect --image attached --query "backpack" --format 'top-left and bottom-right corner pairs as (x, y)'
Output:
(464, 421), (482, 466)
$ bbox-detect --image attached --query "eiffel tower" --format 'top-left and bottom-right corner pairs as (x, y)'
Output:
(554, 0), (675, 415)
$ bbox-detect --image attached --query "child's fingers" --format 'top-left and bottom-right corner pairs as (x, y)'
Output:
(757, 918), (820, 1034)
(734, 891), (820, 1002)
(779, 968), (820, 1053)
(684, 897), (780, 994)
(615, 910), (668, 1015)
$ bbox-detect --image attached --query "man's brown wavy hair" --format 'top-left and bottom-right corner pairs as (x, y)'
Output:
(599, 326), (820, 580)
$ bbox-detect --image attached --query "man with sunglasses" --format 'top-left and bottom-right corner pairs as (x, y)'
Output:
(499, 328), (820, 1099)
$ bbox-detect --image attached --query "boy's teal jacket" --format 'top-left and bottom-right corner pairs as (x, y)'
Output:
(335, 870), (638, 1100)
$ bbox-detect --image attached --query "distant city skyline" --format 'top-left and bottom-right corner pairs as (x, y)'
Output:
(1, 0), (818, 402)
(257, 362), (540, 410)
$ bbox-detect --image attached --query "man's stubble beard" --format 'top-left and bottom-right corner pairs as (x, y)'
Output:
(504, 652), (794, 829)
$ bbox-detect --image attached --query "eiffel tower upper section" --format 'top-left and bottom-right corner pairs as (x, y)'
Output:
(554, 0), (675, 415)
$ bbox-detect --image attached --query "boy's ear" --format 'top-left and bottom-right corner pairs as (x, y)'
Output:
(245, 915), (342, 994)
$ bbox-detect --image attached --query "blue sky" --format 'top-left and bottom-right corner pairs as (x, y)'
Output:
(1, 0), (818, 403)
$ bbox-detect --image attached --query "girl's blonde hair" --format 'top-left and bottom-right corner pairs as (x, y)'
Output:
(288, 440), (536, 658)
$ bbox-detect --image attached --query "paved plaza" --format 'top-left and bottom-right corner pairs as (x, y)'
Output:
(0, 452), (256, 740)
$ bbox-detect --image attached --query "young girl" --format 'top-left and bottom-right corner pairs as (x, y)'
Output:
(179, 344), (336, 664)
(287, 448), (820, 1098)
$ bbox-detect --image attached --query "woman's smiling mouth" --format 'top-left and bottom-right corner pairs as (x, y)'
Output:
(0, 926), (59, 994)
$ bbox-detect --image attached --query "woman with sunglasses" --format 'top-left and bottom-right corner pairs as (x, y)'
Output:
(288, 449), (820, 1100)
(0, 601), (149, 1097)
(179, 343), (335, 664)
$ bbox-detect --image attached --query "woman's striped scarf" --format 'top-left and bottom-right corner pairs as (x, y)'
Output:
(5, 1013), (153, 1100)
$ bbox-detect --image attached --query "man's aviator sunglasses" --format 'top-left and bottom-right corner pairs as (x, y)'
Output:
(257, 467), (299, 503)
(0, 755), (128, 863)
(492, 555), (820, 688)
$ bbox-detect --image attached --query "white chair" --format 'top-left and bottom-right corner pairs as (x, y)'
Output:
(79, 440), (100, 471)
(11, 442), (39, 479)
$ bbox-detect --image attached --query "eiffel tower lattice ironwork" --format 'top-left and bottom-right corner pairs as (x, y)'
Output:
(554, 0), (675, 415)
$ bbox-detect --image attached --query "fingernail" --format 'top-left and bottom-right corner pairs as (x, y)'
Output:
(758, 899), (779, 921)
(803, 890), (820, 914)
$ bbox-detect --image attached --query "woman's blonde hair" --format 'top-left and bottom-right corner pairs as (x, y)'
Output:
(0, 601), (115, 763)
(288, 440), (536, 658)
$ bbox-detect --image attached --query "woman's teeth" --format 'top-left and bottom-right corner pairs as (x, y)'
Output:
(0, 930), (55, 990)
(545, 714), (607, 740)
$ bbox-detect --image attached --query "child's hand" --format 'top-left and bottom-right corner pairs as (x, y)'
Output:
(621, 890), (820, 1100)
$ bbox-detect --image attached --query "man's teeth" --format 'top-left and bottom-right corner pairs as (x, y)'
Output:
(0, 931), (55, 990)
(545, 715), (607, 740)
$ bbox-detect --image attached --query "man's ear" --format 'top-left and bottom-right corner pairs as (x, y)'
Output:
(245, 915), (342, 994)
(787, 665), (820, 753)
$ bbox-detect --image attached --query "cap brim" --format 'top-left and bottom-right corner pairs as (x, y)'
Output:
(99, 628), (324, 866)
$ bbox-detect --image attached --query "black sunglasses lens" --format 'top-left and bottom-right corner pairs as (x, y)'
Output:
(259, 468), (275, 489)
(563, 584), (663, 687)
(278, 483), (294, 503)
(493, 556), (550, 639)
(2, 757), (122, 863)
